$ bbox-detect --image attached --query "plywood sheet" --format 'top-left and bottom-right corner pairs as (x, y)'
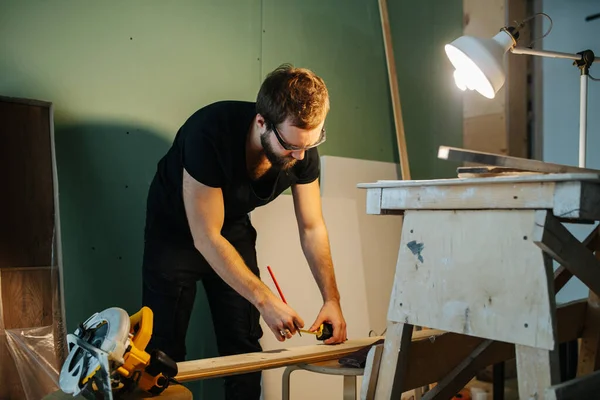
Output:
(320, 155), (402, 334)
(1, 267), (54, 329)
(464, 113), (507, 155)
(251, 195), (370, 400)
(320, 155), (400, 196)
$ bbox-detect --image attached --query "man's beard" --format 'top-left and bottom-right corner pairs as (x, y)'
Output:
(260, 133), (297, 171)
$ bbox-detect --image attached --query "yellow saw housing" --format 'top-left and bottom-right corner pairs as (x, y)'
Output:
(116, 307), (152, 378)
(116, 306), (177, 394)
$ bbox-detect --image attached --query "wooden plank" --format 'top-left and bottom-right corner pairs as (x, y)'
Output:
(554, 266), (572, 294)
(532, 211), (600, 297)
(457, 166), (540, 178)
(374, 321), (413, 400)
(174, 299), (585, 388)
(378, 0), (410, 180)
(437, 146), (600, 174)
(421, 340), (494, 400)
(358, 172), (600, 189)
(388, 210), (556, 350)
(553, 226), (599, 293)
(176, 336), (384, 382)
(545, 368), (600, 400)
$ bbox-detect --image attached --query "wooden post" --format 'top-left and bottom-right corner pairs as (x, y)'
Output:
(576, 239), (600, 376)
(378, 0), (411, 180)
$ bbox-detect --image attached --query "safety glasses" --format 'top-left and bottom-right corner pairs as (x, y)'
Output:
(271, 123), (326, 151)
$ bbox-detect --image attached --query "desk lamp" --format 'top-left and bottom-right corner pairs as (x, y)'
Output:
(444, 13), (599, 168)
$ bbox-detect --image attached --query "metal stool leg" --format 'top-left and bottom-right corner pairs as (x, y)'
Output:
(342, 375), (356, 400)
(282, 365), (301, 400)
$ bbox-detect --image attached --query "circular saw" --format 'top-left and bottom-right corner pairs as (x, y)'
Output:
(59, 306), (178, 399)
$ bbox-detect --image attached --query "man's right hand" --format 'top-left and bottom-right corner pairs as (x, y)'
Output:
(258, 294), (304, 342)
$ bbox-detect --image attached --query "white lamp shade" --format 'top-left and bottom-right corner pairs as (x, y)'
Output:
(444, 30), (515, 99)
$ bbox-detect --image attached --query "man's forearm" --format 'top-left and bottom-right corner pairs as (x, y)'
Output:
(300, 224), (340, 303)
(195, 235), (274, 309)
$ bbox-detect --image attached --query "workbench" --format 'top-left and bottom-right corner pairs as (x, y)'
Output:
(357, 172), (600, 400)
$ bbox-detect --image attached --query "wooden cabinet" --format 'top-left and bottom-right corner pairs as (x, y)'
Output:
(0, 96), (66, 399)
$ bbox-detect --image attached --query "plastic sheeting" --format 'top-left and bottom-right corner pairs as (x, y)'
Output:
(0, 263), (66, 400)
(0, 96), (67, 399)
(6, 326), (60, 400)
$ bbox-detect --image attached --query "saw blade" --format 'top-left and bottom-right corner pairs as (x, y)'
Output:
(59, 307), (131, 396)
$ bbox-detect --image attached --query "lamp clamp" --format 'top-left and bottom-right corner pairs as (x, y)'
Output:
(502, 26), (520, 43)
(575, 50), (595, 75)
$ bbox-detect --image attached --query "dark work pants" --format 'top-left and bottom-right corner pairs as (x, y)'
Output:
(141, 217), (263, 400)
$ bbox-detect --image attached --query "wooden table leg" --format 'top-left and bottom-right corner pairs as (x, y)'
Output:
(577, 247), (600, 377)
(374, 321), (413, 400)
(516, 344), (561, 399)
(493, 362), (505, 400)
(578, 293), (600, 376)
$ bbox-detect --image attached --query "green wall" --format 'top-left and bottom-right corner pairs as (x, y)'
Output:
(0, 1), (461, 398)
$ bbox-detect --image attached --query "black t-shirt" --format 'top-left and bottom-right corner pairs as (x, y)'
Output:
(144, 100), (320, 245)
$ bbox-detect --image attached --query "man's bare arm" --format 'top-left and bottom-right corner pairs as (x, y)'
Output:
(182, 168), (303, 340)
(291, 180), (340, 302)
(183, 168), (270, 306)
(292, 179), (346, 344)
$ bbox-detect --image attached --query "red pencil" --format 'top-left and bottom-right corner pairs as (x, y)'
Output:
(267, 265), (287, 304)
(266, 265), (301, 336)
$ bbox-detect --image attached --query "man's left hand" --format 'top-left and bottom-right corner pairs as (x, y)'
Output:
(309, 300), (347, 344)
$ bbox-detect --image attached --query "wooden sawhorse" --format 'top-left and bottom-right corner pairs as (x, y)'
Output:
(358, 172), (600, 400)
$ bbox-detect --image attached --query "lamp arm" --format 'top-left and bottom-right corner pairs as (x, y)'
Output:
(510, 46), (600, 64)
(510, 46), (582, 61)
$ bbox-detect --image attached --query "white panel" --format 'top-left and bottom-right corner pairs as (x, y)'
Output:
(251, 195), (370, 400)
(320, 155), (402, 334)
(462, 0), (506, 118)
(320, 156), (400, 197)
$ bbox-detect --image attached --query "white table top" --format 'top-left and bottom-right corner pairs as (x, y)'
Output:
(357, 173), (600, 189)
